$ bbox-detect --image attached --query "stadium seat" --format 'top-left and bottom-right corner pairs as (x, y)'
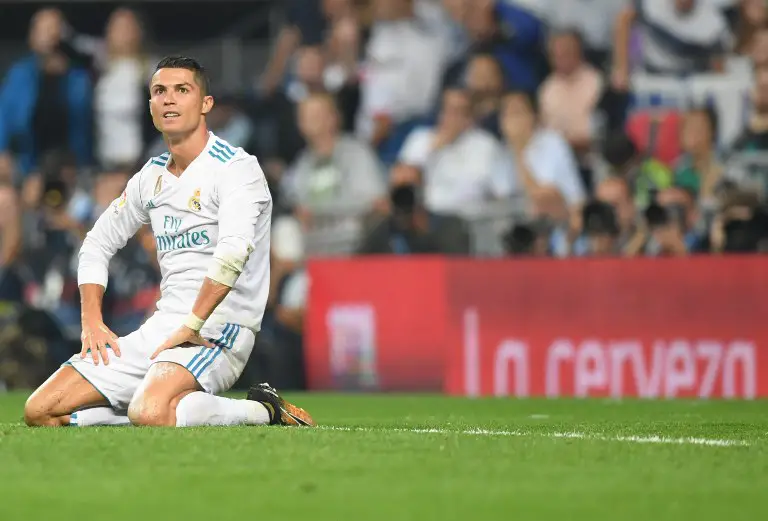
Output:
(625, 109), (683, 167)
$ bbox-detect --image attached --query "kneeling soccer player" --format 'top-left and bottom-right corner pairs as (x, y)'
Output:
(24, 56), (314, 428)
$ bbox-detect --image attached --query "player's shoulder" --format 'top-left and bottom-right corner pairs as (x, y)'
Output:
(208, 137), (263, 178)
(207, 136), (252, 167)
(133, 152), (169, 186)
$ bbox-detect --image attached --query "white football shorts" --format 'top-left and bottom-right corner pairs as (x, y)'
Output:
(63, 312), (255, 409)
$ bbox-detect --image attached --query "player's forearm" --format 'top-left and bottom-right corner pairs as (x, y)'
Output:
(189, 278), (232, 322)
(185, 245), (250, 329)
(80, 283), (106, 321)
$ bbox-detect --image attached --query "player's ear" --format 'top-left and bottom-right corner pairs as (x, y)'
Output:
(202, 95), (214, 115)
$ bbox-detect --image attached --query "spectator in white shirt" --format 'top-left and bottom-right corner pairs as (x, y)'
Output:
(496, 90), (586, 223)
(396, 88), (504, 215)
(356, 0), (448, 146)
(94, 8), (154, 169)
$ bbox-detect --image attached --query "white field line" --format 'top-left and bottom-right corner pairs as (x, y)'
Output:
(0, 422), (752, 447)
(318, 426), (750, 448)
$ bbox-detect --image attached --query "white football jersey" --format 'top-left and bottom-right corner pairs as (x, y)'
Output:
(78, 132), (272, 332)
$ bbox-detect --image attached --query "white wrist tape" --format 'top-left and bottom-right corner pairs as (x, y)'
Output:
(184, 313), (206, 332)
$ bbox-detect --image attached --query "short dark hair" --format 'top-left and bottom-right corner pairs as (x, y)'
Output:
(549, 27), (585, 49)
(582, 200), (620, 237)
(602, 132), (638, 168)
(154, 55), (210, 96)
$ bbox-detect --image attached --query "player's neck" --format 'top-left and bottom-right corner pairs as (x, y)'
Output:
(164, 125), (210, 176)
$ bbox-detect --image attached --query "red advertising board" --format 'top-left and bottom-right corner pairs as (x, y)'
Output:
(443, 257), (768, 398)
(306, 256), (768, 398)
(305, 257), (447, 391)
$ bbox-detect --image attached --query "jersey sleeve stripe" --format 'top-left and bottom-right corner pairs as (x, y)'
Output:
(214, 140), (237, 156)
(208, 150), (229, 163)
(211, 144), (233, 159)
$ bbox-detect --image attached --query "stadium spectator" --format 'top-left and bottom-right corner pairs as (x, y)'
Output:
(708, 188), (766, 253)
(674, 106), (724, 203)
(324, 15), (363, 129)
(356, 0), (447, 147)
(268, 45), (360, 173)
(580, 200), (622, 256)
(536, 0), (626, 69)
(540, 30), (602, 152)
(260, 0), (356, 96)
(495, 90), (585, 223)
(93, 8), (154, 170)
(502, 218), (551, 257)
(289, 92), (387, 226)
(612, 0), (731, 91)
(17, 151), (90, 308)
(602, 131), (673, 209)
(396, 88), (504, 215)
(539, 28), (603, 190)
(596, 176), (638, 252)
(445, 0), (545, 93)
(268, 46), (326, 173)
(0, 182), (22, 303)
(465, 54), (505, 137)
(357, 181), (470, 254)
(733, 65), (768, 152)
(751, 27), (768, 68)
(734, 0), (768, 56)
(654, 186), (703, 253)
(271, 267), (309, 390)
(0, 8), (92, 181)
(417, 0), (470, 64)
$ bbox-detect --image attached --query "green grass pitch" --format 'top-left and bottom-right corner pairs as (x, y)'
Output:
(0, 392), (767, 520)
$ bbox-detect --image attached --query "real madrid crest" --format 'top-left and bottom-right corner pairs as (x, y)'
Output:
(188, 188), (202, 212)
(154, 175), (163, 196)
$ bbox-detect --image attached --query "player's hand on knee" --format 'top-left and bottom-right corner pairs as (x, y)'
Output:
(80, 319), (121, 365)
(150, 325), (214, 360)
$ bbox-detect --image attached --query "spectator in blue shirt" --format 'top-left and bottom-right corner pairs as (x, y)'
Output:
(445, 0), (546, 93)
(0, 8), (92, 182)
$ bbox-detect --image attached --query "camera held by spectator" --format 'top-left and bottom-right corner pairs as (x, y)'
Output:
(711, 189), (768, 253)
(582, 200), (620, 256)
(502, 218), (552, 257)
(644, 198), (688, 256)
(358, 180), (470, 255)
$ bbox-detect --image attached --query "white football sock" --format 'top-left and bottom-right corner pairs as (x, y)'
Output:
(70, 407), (131, 427)
(175, 391), (271, 427)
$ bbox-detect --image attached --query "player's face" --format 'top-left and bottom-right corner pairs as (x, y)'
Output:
(149, 68), (213, 137)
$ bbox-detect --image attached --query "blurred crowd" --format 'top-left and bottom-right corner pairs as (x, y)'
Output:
(1, 0), (768, 389)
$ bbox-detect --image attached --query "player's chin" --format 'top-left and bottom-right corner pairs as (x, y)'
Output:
(158, 118), (188, 133)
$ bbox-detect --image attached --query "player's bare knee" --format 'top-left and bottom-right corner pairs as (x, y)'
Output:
(23, 394), (55, 427)
(127, 394), (174, 427)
